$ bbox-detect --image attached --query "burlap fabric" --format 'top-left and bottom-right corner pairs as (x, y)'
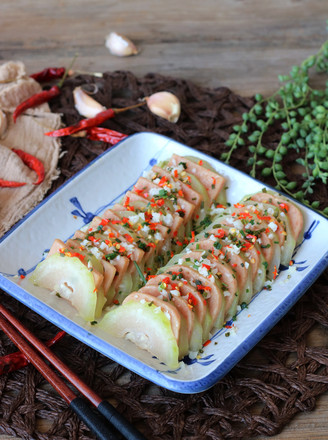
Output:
(0, 71), (327, 439)
(0, 62), (62, 237)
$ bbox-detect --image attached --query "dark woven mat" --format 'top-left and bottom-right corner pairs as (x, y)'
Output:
(0, 71), (327, 440)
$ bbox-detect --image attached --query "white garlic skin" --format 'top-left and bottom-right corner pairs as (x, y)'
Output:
(146, 91), (181, 123)
(0, 110), (7, 138)
(73, 86), (106, 118)
(105, 32), (138, 57)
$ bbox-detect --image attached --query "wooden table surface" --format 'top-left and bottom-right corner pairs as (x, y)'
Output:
(1, 1), (328, 438)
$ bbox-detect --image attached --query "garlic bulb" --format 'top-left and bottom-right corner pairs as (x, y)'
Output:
(105, 32), (138, 57)
(73, 86), (106, 118)
(0, 110), (7, 138)
(146, 92), (181, 123)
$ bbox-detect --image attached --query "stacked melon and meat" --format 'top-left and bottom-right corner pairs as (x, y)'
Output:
(31, 154), (304, 369)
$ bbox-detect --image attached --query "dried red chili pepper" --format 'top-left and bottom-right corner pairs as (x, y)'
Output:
(85, 127), (128, 144)
(45, 101), (145, 137)
(30, 67), (65, 83)
(45, 108), (116, 137)
(12, 149), (45, 185)
(13, 85), (60, 123)
(0, 178), (26, 188)
(0, 330), (65, 375)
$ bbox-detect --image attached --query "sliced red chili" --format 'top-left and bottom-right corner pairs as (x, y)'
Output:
(0, 178), (26, 188)
(12, 149), (45, 185)
(13, 85), (60, 123)
(30, 67), (65, 83)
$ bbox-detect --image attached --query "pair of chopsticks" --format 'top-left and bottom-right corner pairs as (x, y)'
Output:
(0, 303), (146, 440)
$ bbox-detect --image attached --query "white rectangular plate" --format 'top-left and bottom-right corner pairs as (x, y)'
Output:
(0, 132), (327, 393)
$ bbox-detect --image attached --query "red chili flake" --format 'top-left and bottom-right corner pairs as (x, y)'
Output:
(123, 196), (130, 208)
(197, 285), (211, 291)
(279, 203), (289, 212)
(173, 230), (178, 237)
(113, 299), (119, 305)
(20, 274), (25, 279)
(162, 277), (171, 284)
(134, 187), (143, 195)
(174, 170), (178, 178)
(234, 203), (245, 208)
(216, 204), (226, 208)
(176, 240), (183, 246)
(147, 275), (156, 280)
(65, 251), (85, 262)
(198, 160), (203, 166)
(157, 199), (165, 207)
(100, 218), (109, 226)
(122, 217), (131, 225)
(241, 242), (252, 252)
(273, 265), (278, 280)
(118, 246), (126, 253)
(289, 260), (294, 266)
(124, 234), (134, 243)
(187, 293), (197, 306)
(211, 177), (216, 186)
(148, 242), (156, 248)
(231, 263), (237, 268)
(203, 339), (211, 347)
(190, 231), (195, 243)
(158, 176), (168, 187)
(215, 229), (226, 239)
(202, 263), (211, 270)
(246, 234), (257, 242)
(238, 211), (252, 220)
(257, 214), (272, 222)
(88, 236), (99, 243)
(178, 190), (184, 197)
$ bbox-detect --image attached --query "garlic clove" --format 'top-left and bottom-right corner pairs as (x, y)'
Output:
(0, 110), (8, 138)
(146, 91), (181, 123)
(105, 32), (138, 57)
(73, 86), (106, 118)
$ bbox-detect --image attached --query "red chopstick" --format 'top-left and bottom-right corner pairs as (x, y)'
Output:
(0, 303), (146, 440)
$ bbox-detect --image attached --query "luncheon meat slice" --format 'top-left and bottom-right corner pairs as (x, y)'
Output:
(167, 154), (225, 203)
(188, 238), (253, 304)
(162, 264), (225, 330)
(133, 176), (195, 224)
(145, 273), (208, 329)
(138, 284), (203, 352)
(123, 291), (189, 358)
(151, 165), (203, 214)
(47, 238), (104, 291)
(249, 191), (303, 242)
(176, 250), (239, 320)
